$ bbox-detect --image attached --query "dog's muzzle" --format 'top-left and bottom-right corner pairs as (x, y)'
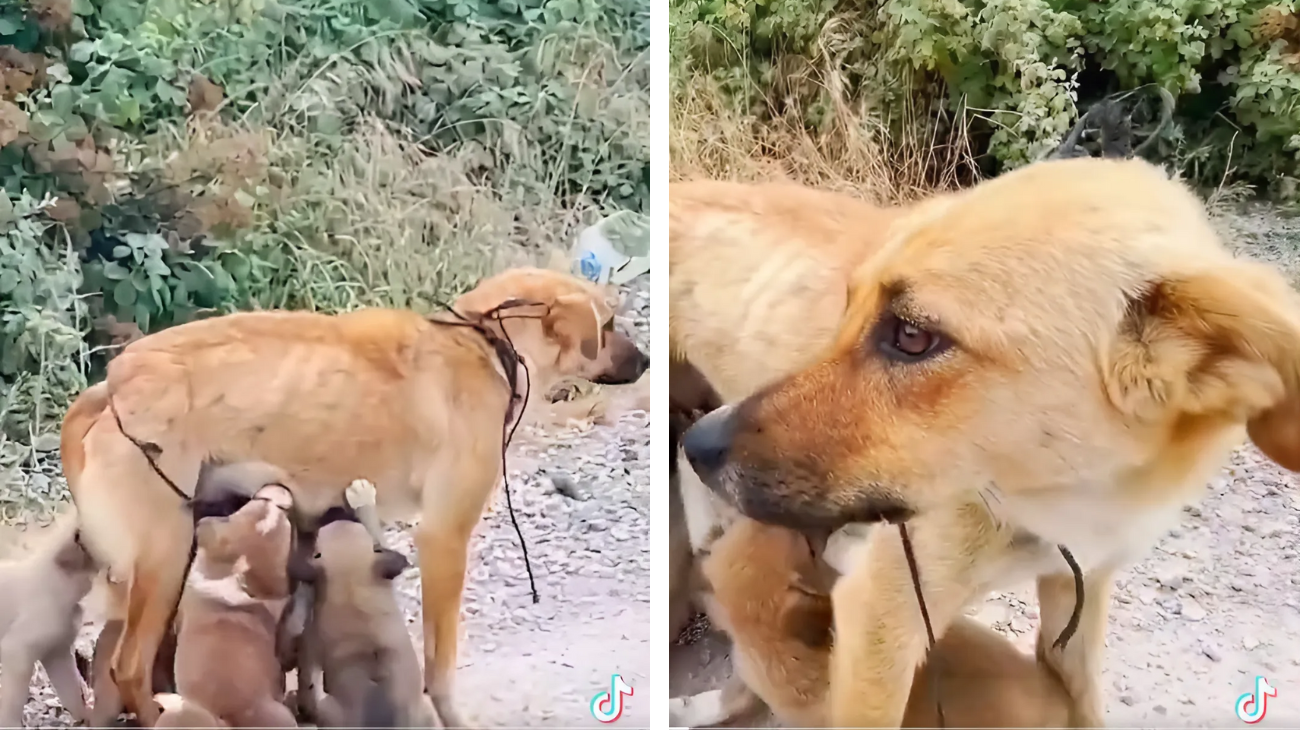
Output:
(681, 404), (736, 484)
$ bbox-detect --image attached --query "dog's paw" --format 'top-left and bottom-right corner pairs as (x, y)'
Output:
(669, 690), (723, 728)
(346, 479), (377, 508)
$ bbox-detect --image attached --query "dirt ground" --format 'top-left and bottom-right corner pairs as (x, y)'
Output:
(7, 277), (652, 728)
(670, 206), (1300, 727)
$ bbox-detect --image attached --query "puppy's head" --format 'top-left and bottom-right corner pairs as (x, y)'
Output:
(193, 484), (295, 601)
(684, 157), (1300, 530)
(292, 520), (409, 586)
(454, 267), (649, 387)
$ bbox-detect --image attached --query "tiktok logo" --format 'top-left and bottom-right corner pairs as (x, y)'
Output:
(1235, 675), (1277, 724)
(590, 674), (634, 723)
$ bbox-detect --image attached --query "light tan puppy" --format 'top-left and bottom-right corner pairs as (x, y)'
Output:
(291, 519), (436, 728)
(681, 157), (1300, 727)
(160, 484), (298, 728)
(59, 267), (648, 726)
(0, 515), (97, 728)
(670, 518), (1074, 728)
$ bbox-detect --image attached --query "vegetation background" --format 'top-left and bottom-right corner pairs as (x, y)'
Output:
(670, 0), (1300, 201)
(0, 0), (649, 520)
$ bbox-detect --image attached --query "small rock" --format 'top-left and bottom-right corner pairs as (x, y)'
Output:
(1181, 599), (1207, 621)
(1243, 636), (1260, 650)
(1202, 644), (1222, 662)
(1153, 705), (1167, 716)
(1119, 695), (1136, 706)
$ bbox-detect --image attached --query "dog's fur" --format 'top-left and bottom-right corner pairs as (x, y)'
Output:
(160, 485), (298, 728)
(680, 157), (1300, 727)
(59, 267), (648, 726)
(290, 519), (435, 728)
(0, 515), (97, 728)
(670, 516), (1075, 728)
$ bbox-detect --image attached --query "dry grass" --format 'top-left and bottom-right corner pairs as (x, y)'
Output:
(669, 45), (978, 203)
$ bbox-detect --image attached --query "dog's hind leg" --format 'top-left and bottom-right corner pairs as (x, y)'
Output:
(415, 450), (500, 730)
(108, 507), (194, 727)
(1036, 567), (1115, 728)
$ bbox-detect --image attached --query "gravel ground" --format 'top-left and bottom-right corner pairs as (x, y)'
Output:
(671, 211), (1300, 728)
(12, 276), (652, 729)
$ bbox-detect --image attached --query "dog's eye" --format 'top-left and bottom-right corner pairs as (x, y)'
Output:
(876, 313), (950, 363)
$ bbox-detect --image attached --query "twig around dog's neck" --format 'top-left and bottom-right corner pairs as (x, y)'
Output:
(897, 522), (945, 729)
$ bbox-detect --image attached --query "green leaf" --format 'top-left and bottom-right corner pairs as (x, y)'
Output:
(113, 279), (137, 307)
(0, 17), (21, 36)
(69, 41), (95, 64)
(134, 303), (151, 333)
(113, 245), (131, 258)
(102, 261), (130, 280)
(0, 269), (19, 294)
(72, 0), (94, 15)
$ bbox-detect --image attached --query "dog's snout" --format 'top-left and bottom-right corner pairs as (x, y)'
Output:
(681, 405), (738, 478)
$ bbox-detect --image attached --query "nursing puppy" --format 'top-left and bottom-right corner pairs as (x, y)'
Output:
(291, 520), (435, 728)
(159, 484), (298, 728)
(670, 517), (1074, 728)
(682, 157), (1300, 727)
(0, 515), (97, 728)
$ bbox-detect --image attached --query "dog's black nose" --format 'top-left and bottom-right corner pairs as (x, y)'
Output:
(681, 405), (737, 478)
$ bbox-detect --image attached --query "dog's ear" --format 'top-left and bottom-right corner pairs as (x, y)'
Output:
(1106, 260), (1300, 469)
(373, 548), (410, 581)
(547, 292), (604, 360)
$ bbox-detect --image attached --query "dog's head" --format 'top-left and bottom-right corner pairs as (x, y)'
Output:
(290, 520), (410, 586)
(454, 267), (649, 388)
(684, 157), (1300, 531)
(192, 484), (295, 602)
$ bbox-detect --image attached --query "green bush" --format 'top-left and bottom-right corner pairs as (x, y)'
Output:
(672, 0), (1300, 194)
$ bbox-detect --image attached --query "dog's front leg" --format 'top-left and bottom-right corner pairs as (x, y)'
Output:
(0, 636), (38, 728)
(828, 509), (989, 729)
(1036, 566), (1116, 728)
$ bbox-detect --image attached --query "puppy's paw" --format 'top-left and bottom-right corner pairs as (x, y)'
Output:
(669, 690), (724, 728)
(346, 479), (377, 509)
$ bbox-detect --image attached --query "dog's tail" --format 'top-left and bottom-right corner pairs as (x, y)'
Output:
(59, 381), (110, 492)
(153, 693), (227, 728)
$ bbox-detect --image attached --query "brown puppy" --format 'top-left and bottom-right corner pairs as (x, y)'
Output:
(0, 515), (97, 728)
(681, 157), (1300, 727)
(159, 484), (298, 728)
(670, 518), (1074, 728)
(291, 519), (435, 728)
(59, 267), (648, 726)
(151, 693), (224, 728)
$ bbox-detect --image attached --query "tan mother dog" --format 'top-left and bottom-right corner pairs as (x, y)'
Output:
(59, 266), (649, 727)
(682, 157), (1300, 727)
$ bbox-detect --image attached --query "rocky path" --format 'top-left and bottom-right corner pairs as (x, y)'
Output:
(670, 443), (1300, 727)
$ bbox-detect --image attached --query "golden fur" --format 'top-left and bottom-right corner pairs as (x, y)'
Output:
(59, 267), (648, 727)
(679, 157), (1300, 727)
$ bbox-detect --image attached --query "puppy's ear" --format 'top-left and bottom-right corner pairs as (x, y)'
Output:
(547, 292), (603, 360)
(1106, 261), (1300, 469)
(373, 548), (410, 581)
